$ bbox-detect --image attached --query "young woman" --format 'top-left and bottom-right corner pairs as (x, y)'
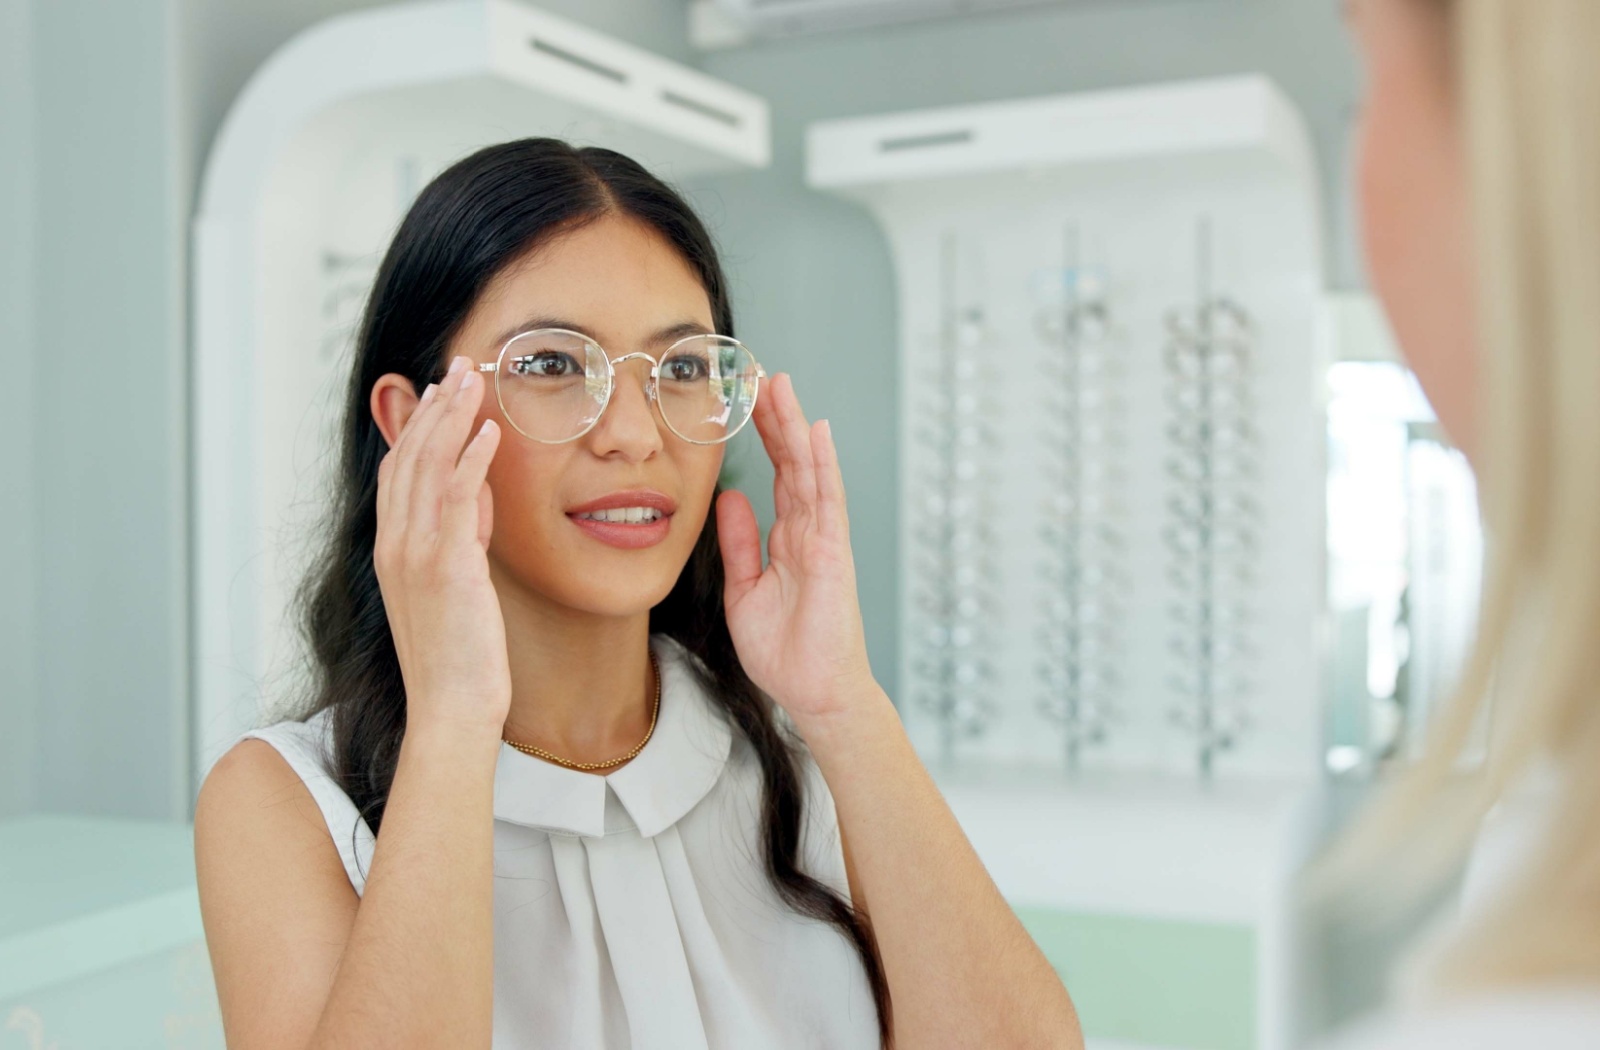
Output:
(194, 140), (1081, 1049)
(1315, 0), (1600, 1046)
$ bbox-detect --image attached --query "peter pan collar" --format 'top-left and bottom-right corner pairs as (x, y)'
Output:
(491, 635), (734, 839)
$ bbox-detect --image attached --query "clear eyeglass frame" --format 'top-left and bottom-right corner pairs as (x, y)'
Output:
(470, 327), (768, 446)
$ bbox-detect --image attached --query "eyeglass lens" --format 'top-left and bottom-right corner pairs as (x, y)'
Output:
(492, 329), (761, 445)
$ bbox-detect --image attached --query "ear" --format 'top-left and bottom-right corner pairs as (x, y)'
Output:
(370, 372), (424, 450)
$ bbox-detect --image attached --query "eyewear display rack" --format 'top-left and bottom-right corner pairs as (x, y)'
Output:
(808, 76), (1331, 1050)
(807, 75), (1327, 781)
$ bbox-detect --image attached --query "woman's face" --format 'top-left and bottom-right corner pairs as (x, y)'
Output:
(448, 212), (725, 618)
(1348, 0), (1478, 453)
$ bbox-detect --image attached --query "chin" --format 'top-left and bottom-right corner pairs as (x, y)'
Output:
(545, 547), (693, 619)
(559, 578), (683, 619)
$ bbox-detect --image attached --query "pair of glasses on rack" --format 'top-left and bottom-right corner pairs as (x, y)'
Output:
(442, 327), (767, 446)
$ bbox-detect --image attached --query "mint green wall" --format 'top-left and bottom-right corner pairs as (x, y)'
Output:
(0, 0), (39, 821)
(26, 0), (190, 819)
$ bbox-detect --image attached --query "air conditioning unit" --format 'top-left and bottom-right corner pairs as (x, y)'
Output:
(704, 0), (1093, 39)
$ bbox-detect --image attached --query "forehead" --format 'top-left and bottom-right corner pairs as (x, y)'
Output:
(462, 211), (715, 352)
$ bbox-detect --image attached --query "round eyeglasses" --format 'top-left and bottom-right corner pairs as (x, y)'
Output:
(470, 328), (766, 446)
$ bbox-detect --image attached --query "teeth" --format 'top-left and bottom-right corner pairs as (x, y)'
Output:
(577, 507), (664, 524)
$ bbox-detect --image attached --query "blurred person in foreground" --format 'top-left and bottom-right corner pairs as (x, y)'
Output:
(1311, 1), (1600, 1046)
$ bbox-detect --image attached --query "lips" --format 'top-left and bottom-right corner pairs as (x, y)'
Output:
(565, 489), (676, 550)
(565, 489), (677, 517)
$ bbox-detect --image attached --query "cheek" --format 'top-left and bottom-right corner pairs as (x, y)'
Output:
(1354, 66), (1449, 332)
(1353, 61), (1479, 450)
(1355, 84), (1410, 293)
(669, 445), (725, 538)
(484, 441), (566, 551)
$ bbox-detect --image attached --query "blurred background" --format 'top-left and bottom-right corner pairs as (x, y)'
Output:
(0, 1), (1483, 1047)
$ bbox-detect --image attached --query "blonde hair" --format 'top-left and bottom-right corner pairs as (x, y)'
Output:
(1324, 0), (1600, 990)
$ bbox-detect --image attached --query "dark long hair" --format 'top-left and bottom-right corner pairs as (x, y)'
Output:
(292, 138), (891, 1044)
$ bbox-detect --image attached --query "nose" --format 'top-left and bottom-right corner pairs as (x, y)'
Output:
(585, 356), (663, 462)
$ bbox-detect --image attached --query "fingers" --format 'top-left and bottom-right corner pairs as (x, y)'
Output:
(440, 418), (501, 550)
(753, 373), (821, 520)
(811, 419), (851, 542)
(377, 380), (436, 533)
(716, 489), (764, 604)
(750, 381), (794, 520)
(770, 374), (820, 507)
(400, 356), (487, 537)
(384, 361), (464, 532)
(476, 479), (495, 550)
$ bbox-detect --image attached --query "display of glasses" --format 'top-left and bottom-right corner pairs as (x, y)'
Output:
(1034, 226), (1122, 769)
(909, 234), (1002, 763)
(1162, 220), (1259, 777)
(819, 84), (1326, 782)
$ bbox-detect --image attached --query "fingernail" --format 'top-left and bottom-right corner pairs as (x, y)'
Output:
(461, 370), (479, 391)
(448, 356), (468, 376)
(420, 383), (438, 403)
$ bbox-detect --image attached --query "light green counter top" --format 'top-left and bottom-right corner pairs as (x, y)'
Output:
(0, 815), (204, 1002)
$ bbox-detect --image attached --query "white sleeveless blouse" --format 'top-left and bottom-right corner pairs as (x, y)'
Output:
(240, 634), (880, 1049)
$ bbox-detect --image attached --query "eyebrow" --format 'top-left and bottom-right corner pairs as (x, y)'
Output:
(490, 316), (715, 351)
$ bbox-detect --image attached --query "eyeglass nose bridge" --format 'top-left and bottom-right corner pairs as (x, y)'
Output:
(606, 351), (662, 404)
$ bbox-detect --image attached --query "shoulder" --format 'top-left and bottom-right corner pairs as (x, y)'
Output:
(199, 710), (374, 895)
(195, 735), (335, 866)
(195, 734), (361, 1046)
(200, 711), (338, 829)
(1317, 987), (1600, 1050)
(195, 735), (358, 939)
(198, 732), (307, 814)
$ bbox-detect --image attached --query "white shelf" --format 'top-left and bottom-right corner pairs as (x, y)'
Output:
(807, 74), (1316, 196)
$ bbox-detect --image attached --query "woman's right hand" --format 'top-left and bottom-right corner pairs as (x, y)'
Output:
(374, 354), (511, 739)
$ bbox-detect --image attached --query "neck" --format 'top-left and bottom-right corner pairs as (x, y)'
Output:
(492, 567), (657, 771)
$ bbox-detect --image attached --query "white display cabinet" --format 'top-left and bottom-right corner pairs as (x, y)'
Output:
(808, 77), (1331, 1050)
(191, 0), (770, 778)
(809, 75), (1328, 781)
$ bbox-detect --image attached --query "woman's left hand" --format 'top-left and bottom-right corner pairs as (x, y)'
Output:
(718, 373), (879, 731)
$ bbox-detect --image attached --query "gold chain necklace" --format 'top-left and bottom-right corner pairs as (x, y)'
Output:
(501, 651), (661, 772)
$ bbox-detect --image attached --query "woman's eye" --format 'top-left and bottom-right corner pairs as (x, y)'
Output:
(516, 351), (581, 377)
(664, 355), (709, 383)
